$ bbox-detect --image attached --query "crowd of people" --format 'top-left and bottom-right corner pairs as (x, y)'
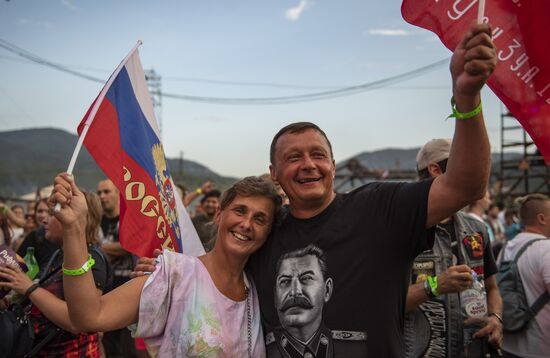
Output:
(0, 23), (548, 358)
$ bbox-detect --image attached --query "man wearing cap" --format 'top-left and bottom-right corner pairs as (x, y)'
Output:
(403, 138), (503, 358)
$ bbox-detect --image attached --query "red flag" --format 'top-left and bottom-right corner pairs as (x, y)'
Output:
(402, 0), (550, 162)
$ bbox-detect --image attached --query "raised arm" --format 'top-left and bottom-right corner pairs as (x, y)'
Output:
(427, 23), (496, 228)
(49, 173), (147, 332)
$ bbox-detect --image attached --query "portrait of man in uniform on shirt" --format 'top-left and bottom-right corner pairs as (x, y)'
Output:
(270, 244), (335, 358)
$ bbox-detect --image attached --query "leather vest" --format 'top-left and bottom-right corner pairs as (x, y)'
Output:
(404, 212), (488, 358)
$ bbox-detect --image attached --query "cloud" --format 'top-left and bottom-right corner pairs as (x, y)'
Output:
(365, 28), (411, 36)
(61, 0), (77, 10)
(285, 0), (312, 21)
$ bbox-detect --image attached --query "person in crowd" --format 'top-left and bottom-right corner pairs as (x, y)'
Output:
(8, 204), (26, 249)
(498, 194), (550, 358)
(0, 192), (110, 357)
(50, 173), (281, 357)
(17, 199), (58, 273)
(135, 23), (496, 357)
(503, 209), (520, 241)
(183, 181), (215, 208)
(25, 200), (38, 233)
(191, 189), (221, 251)
(404, 138), (503, 357)
(96, 178), (138, 358)
(488, 204), (505, 242)
(0, 205), (12, 247)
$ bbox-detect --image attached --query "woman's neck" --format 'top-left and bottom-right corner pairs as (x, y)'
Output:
(199, 248), (249, 301)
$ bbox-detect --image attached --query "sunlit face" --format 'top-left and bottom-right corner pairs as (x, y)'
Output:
(203, 197), (220, 217)
(274, 255), (332, 337)
(12, 207), (24, 220)
(270, 129), (336, 212)
(97, 180), (119, 215)
(44, 215), (63, 245)
(35, 201), (49, 227)
(214, 195), (274, 257)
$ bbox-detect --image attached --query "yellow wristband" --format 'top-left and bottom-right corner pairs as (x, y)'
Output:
(195, 188), (203, 195)
(62, 255), (95, 276)
(448, 97), (482, 120)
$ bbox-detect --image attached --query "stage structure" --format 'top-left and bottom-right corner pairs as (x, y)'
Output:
(497, 107), (550, 202)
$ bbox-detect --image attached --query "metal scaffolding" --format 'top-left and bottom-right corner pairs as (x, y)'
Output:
(497, 106), (550, 200)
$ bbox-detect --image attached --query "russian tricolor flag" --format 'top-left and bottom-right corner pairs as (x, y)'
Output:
(77, 42), (204, 257)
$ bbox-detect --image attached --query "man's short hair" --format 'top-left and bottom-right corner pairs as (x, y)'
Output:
(200, 189), (221, 204)
(417, 159), (448, 180)
(270, 122), (334, 164)
(275, 244), (329, 280)
(516, 193), (550, 226)
(416, 138), (452, 174)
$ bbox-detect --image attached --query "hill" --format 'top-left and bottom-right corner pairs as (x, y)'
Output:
(0, 128), (237, 198)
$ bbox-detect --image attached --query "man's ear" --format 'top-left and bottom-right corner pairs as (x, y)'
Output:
(537, 212), (547, 226)
(269, 164), (277, 182)
(427, 163), (443, 178)
(324, 278), (333, 303)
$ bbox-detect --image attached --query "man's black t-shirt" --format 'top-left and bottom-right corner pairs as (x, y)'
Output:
(247, 180), (435, 358)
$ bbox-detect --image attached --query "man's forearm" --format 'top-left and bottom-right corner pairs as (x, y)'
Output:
(101, 241), (128, 257)
(406, 282), (430, 313)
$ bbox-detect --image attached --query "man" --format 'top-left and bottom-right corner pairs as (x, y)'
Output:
(268, 245), (363, 357)
(404, 138), (503, 357)
(135, 24), (496, 357)
(191, 189), (221, 251)
(499, 194), (550, 358)
(97, 178), (138, 358)
(246, 24), (497, 358)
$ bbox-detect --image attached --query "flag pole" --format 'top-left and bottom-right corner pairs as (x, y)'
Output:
(54, 40), (142, 211)
(477, 0), (486, 24)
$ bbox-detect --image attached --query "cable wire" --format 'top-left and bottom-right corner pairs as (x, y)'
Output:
(0, 37), (449, 105)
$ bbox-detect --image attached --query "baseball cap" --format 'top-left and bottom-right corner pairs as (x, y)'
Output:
(416, 138), (452, 171)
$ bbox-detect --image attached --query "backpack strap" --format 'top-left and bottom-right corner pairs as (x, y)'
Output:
(512, 238), (550, 316)
(513, 238), (546, 263)
(531, 291), (550, 315)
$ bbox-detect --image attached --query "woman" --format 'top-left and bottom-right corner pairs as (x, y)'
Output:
(49, 173), (281, 357)
(17, 199), (59, 272)
(0, 192), (110, 357)
(0, 207), (11, 247)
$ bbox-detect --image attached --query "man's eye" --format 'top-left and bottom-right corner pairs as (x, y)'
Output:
(279, 278), (290, 286)
(300, 275), (314, 283)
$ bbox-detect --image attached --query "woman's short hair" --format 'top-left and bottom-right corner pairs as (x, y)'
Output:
(220, 176), (283, 226)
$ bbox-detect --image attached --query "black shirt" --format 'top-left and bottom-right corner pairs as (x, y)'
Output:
(248, 180), (435, 358)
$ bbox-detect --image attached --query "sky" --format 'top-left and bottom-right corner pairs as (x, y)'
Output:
(0, 0), (508, 178)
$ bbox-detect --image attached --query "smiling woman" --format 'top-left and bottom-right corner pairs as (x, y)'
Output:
(48, 173), (282, 358)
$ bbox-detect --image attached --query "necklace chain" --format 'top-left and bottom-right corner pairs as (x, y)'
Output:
(245, 282), (252, 358)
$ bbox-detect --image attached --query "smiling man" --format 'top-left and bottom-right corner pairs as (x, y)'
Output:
(247, 23), (497, 358)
